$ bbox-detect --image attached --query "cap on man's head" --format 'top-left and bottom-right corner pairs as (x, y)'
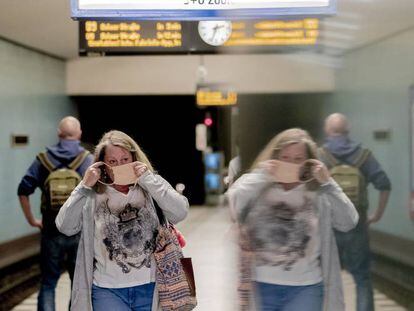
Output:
(324, 113), (349, 136)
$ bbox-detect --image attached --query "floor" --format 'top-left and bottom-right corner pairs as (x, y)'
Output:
(13, 206), (407, 311)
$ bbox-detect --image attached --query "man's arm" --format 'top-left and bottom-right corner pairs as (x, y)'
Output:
(368, 190), (390, 225)
(17, 158), (48, 230)
(18, 195), (42, 229)
(360, 153), (391, 225)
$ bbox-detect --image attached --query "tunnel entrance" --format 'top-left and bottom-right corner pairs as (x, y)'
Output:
(72, 95), (206, 205)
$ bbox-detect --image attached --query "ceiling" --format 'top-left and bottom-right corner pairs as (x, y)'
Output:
(0, 0), (413, 60)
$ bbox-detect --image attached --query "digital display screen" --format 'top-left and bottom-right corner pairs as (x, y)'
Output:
(205, 153), (221, 170)
(80, 21), (187, 54)
(79, 18), (320, 55)
(77, 0), (330, 10)
(71, 0), (336, 21)
(197, 83), (237, 106)
(72, 0), (335, 20)
(205, 173), (221, 191)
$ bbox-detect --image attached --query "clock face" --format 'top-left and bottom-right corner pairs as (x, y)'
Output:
(198, 21), (232, 46)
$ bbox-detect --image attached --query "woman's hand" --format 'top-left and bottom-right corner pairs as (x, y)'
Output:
(132, 161), (148, 178)
(307, 159), (330, 184)
(82, 162), (104, 187)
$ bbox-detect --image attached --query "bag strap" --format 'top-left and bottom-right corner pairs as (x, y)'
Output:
(37, 150), (90, 173)
(320, 146), (370, 170)
(318, 147), (339, 168)
(352, 149), (371, 169)
(37, 152), (56, 173)
(68, 150), (90, 171)
(151, 197), (168, 227)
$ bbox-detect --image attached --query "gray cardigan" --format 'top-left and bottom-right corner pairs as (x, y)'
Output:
(227, 170), (359, 311)
(55, 171), (189, 311)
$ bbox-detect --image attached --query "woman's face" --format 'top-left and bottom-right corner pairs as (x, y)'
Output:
(103, 144), (133, 167)
(278, 142), (307, 164)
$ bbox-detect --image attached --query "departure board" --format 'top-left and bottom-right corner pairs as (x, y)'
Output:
(79, 19), (320, 55)
(80, 21), (187, 54)
(72, 0), (335, 20)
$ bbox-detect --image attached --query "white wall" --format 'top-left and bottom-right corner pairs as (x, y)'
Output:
(66, 54), (335, 95)
(0, 39), (75, 243)
(327, 28), (414, 239)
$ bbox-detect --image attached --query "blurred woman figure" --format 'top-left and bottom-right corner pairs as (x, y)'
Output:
(228, 128), (358, 311)
(56, 130), (189, 311)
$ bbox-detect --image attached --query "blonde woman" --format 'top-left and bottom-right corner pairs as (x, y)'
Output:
(56, 130), (189, 311)
(228, 128), (358, 311)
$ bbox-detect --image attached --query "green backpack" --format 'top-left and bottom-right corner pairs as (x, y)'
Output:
(319, 147), (371, 209)
(37, 151), (90, 212)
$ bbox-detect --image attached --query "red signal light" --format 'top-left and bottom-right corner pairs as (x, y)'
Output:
(204, 117), (213, 127)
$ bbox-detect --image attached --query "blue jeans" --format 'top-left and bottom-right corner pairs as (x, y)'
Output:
(255, 281), (323, 311)
(38, 232), (80, 311)
(92, 283), (156, 311)
(335, 219), (374, 311)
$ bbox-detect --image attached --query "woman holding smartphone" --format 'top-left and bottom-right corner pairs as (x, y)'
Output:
(56, 130), (189, 311)
(228, 128), (358, 311)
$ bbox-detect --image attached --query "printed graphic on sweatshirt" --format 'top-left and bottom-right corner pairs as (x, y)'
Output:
(96, 199), (158, 273)
(246, 192), (317, 271)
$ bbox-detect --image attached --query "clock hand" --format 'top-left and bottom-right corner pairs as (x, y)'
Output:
(210, 24), (226, 42)
(210, 26), (219, 42)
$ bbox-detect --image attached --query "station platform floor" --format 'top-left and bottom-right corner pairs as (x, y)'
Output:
(12, 206), (407, 311)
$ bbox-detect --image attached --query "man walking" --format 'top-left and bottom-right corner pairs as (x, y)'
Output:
(17, 116), (93, 311)
(320, 113), (391, 311)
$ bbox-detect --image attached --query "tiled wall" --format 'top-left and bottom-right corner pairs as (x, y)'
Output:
(0, 39), (75, 243)
(326, 28), (414, 239)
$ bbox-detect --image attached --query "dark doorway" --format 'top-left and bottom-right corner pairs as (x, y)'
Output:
(72, 95), (206, 205)
(238, 93), (330, 170)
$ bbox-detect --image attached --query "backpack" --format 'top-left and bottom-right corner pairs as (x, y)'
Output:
(37, 150), (90, 212)
(318, 147), (371, 209)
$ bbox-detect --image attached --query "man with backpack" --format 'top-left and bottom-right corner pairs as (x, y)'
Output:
(319, 113), (391, 311)
(17, 116), (93, 311)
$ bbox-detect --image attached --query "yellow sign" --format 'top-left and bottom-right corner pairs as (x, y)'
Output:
(225, 18), (319, 46)
(197, 89), (237, 106)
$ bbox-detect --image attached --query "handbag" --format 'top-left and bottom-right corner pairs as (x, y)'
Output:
(153, 201), (197, 311)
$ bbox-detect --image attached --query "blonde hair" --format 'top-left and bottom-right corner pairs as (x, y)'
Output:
(94, 130), (154, 193)
(251, 128), (319, 190)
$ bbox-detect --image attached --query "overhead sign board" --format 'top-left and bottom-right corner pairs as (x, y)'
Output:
(72, 0), (336, 20)
(196, 83), (237, 106)
(79, 19), (320, 55)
